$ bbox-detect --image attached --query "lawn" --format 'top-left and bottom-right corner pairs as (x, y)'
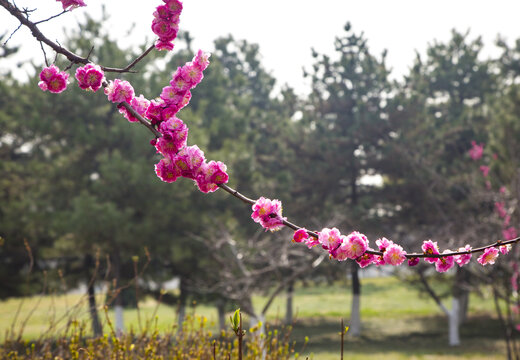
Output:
(0, 276), (507, 359)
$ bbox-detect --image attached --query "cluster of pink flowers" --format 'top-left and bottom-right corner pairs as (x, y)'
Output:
(146, 50), (210, 126)
(251, 197), (286, 231)
(57, 0), (86, 10)
(105, 79), (135, 104)
(38, 65), (69, 94)
(287, 222), (509, 270)
(75, 63), (104, 92)
(469, 140), (484, 160)
(150, 51), (226, 192)
(152, 0), (183, 51)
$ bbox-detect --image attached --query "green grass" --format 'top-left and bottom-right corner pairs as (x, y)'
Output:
(0, 277), (508, 359)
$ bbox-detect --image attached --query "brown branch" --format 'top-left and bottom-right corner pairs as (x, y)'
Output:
(0, 0), (153, 73)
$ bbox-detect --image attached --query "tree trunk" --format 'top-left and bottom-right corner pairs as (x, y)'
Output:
(350, 263), (361, 336)
(449, 297), (460, 346)
(112, 251), (124, 336)
(177, 276), (187, 330)
(216, 298), (226, 331)
(285, 280), (294, 325)
(84, 254), (102, 337)
(455, 267), (470, 324)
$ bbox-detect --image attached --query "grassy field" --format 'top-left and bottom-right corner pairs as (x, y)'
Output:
(0, 276), (507, 359)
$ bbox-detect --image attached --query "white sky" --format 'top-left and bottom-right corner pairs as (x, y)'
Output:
(2, 0), (520, 95)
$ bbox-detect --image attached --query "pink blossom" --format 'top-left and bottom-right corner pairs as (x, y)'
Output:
(170, 68), (191, 92)
(422, 240), (440, 264)
(479, 165), (490, 177)
(495, 201), (507, 218)
(38, 65), (69, 94)
(454, 245), (472, 267)
(383, 244), (407, 266)
(304, 236), (320, 249)
(155, 117), (188, 155)
(152, 18), (179, 42)
(57, 0), (86, 10)
(75, 63), (104, 92)
(193, 50), (211, 71)
(435, 250), (455, 273)
(504, 215), (511, 227)
(318, 228), (342, 251)
(118, 94), (150, 123)
(292, 229), (309, 243)
(155, 157), (180, 183)
(500, 186), (507, 194)
(155, 40), (175, 51)
(196, 160), (229, 193)
(485, 180), (491, 190)
(500, 244), (512, 254)
(104, 79), (134, 103)
(337, 231), (369, 260)
(502, 227), (517, 241)
(376, 237), (393, 252)
(356, 252), (376, 268)
(408, 257), (420, 266)
(469, 141), (484, 160)
(477, 247), (499, 266)
(173, 145), (205, 179)
(39, 65), (59, 82)
(182, 63), (204, 87)
(146, 99), (166, 124)
(251, 197), (286, 232)
(164, 0), (183, 14)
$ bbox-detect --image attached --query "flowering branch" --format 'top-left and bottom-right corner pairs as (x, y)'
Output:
(0, 0), (152, 73)
(4, 0), (520, 272)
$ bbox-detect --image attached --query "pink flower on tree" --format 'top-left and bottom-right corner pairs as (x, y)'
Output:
(75, 63), (104, 92)
(292, 229), (309, 243)
(57, 0), (86, 10)
(152, 0), (182, 51)
(155, 117), (188, 156)
(251, 197), (286, 232)
(318, 227), (342, 252)
(38, 65), (69, 93)
(118, 94), (151, 123)
(335, 231), (369, 260)
(193, 50), (211, 71)
(408, 257), (420, 266)
(356, 252), (376, 268)
(435, 250), (455, 273)
(502, 227), (517, 241)
(105, 79), (134, 103)
(376, 237), (393, 252)
(155, 157), (180, 183)
(454, 245), (472, 267)
(500, 244), (512, 254)
(495, 201), (507, 218)
(422, 240), (440, 264)
(383, 244), (407, 266)
(173, 145), (205, 179)
(477, 247), (499, 266)
(195, 160), (229, 193)
(479, 165), (490, 177)
(469, 141), (484, 160)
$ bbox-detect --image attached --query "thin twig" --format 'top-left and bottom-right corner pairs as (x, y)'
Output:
(34, 9), (68, 25)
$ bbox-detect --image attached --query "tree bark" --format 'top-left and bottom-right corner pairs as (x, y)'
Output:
(285, 280), (294, 325)
(350, 263), (361, 336)
(84, 254), (102, 337)
(216, 298), (226, 331)
(112, 251), (124, 336)
(177, 276), (187, 330)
